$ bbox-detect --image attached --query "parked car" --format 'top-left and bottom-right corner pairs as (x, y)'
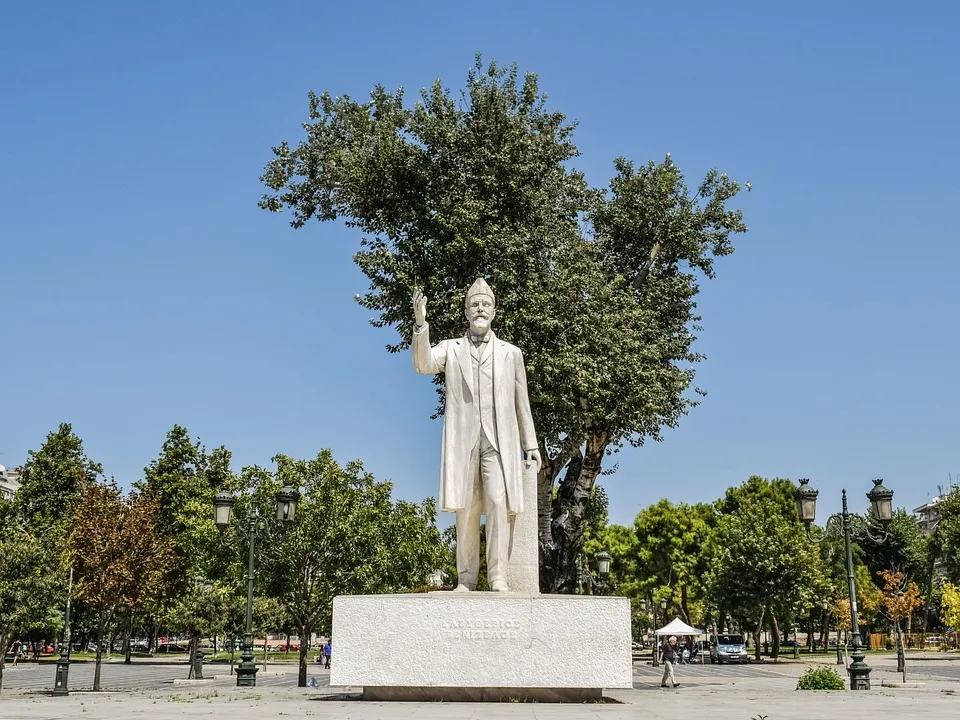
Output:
(156, 642), (189, 653)
(710, 634), (749, 664)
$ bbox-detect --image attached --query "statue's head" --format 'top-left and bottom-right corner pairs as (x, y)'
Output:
(464, 278), (496, 336)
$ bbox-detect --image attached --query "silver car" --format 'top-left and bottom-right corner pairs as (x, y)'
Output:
(710, 634), (749, 663)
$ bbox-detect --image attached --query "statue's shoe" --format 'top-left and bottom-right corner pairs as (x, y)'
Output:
(491, 580), (510, 592)
(453, 583), (471, 592)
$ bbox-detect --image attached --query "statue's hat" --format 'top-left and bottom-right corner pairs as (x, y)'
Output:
(465, 277), (495, 305)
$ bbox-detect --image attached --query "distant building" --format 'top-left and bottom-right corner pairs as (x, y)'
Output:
(914, 489), (957, 534)
(0, 464), (20, 500)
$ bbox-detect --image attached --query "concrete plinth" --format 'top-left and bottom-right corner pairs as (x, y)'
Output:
(331, 592), (632, 701)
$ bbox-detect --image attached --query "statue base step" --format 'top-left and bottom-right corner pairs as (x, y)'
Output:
(331, 592), (632, 700)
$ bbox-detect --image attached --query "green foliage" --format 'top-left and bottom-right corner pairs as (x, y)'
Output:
(167, 581), (231, 641)
(16, 423), (103, 543)
(858, 509), (926, 583)
(0, 531), (61, 691)
(0, 498), (16, 535)
(717, 475), (796, 521)
(251, 450), (444, 686)
(633, 500), (715, 624)
(796, 666), (846, 690)
(136, 426), (240, 610)
(934, 488), (960, 583)
(707, 482), (826, 634)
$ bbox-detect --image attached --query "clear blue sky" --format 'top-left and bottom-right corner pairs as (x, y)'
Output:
(2, 1), (958, 527)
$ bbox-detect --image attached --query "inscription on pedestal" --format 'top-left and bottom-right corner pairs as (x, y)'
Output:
(441, 618), (522, 641)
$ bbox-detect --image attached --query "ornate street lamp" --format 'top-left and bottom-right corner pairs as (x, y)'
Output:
(52, 567), (73, 696)
(213, 486), (299, 687)
(596, 551), (612, 578)
(652, 598), (668, 668)
(275, 486), (300, 523)
(213, 491), (237, 530)
(867, 479), (894, 523)
(794, 478), (895, 690)
(795, 478), (818, 528)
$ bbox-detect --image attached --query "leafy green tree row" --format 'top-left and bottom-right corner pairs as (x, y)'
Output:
(591, 475), (941, 658)
(1, 423), (444, 690)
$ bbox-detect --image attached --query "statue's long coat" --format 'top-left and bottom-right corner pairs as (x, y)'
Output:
(412, 325), (537, 514)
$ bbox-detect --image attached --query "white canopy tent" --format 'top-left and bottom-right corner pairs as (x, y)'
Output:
(654, 617), (707, 664)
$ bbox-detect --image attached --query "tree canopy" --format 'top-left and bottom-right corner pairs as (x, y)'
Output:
(260, 56), (749, 591)
(16, 422), (102, 542)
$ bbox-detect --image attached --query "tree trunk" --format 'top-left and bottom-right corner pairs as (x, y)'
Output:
(0, 632), (7, 693)
(545, 429), (609, 594)
(680, 586), (690, 624)
(769, 610), (781, 660)
(298, 627), (309, 687)
(148, 619), (158, 655)
(93, 625), (104, 691)
(188, 637), (196, 680)
(124, 608), (133, 665)
(752, 606), (766, 661)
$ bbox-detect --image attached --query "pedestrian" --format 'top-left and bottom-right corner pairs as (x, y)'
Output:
(660, 635), (680, 689)
(323, 640), (331, 669)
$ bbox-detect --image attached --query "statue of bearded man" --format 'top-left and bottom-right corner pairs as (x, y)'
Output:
(412, 279), (540, 592)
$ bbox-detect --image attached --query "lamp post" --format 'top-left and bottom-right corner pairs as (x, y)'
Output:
(794, 478), (894, 691)
(214, 485), (300, 687)
(639, 597), (647, 644)
(596, 551), (611, 595)
(52, 567), (73, 696)
(894, 590), (906, 676)
(652, 598), (667, 668)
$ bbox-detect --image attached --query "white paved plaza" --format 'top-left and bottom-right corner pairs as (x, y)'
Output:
(1, 654), (958, 719)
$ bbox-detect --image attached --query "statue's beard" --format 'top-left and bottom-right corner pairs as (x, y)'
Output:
(470, 318), (490, 334)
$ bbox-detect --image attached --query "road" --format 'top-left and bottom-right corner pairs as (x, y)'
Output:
(0, 660), (327, 692)
(3, 654), (959, 693)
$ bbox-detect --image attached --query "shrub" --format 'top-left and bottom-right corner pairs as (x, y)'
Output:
(797, 666), (846, 690)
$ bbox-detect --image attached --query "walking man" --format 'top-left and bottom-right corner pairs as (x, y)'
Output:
(660, 635), (680, 688)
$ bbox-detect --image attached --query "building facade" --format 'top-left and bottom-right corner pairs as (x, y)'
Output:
(914, 490), (957, 534)
(0, 465), (20, 500)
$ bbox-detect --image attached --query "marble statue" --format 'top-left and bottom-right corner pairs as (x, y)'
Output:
(412, 279), (540, 592)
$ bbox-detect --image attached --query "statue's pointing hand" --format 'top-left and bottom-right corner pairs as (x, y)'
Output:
(413, 288), (428, 327)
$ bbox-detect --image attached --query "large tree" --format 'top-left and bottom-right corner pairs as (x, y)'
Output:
(135, 426), (238, 647)
(16, 423), (103, 542)
(632, 500), (715, 625)
(253, 451), (444, 687)
(0, 531), (60, 693)
(260, 56), (749, 591)
(706, 491), (825, 659)
(69, 482), (170, 690)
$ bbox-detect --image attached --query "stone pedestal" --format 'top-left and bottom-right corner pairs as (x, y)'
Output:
(331, 592), (632, 701)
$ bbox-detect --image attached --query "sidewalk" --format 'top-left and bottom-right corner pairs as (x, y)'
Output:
(1, 674), (958, 720)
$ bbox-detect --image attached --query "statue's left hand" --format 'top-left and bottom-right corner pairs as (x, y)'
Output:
(526, 449), (542, 470)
